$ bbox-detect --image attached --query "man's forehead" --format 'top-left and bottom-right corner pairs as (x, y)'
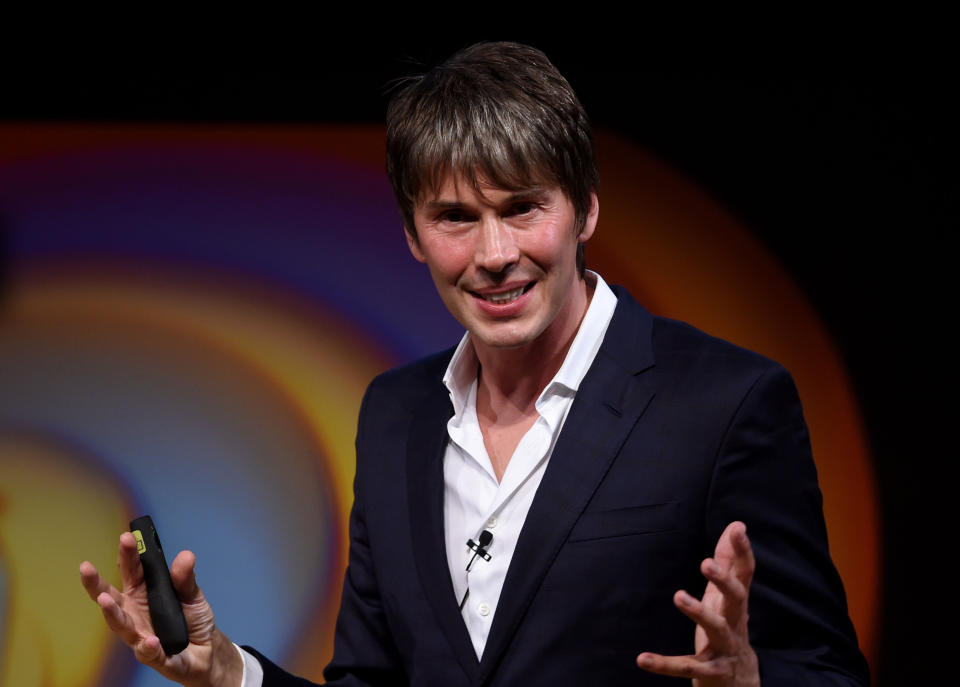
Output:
(417, 173), (556, 207)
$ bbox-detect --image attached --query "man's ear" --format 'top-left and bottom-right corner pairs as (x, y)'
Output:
(405, 226), (427, 263)
(578, 191), (599, 244)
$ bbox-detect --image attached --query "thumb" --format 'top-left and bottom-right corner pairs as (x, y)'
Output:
(170, 550), (201, 602)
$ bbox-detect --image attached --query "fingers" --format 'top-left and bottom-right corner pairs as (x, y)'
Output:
(700, 521), (755, 633)
(637, 521), (759, 682)
(80, 531), (144, 603)
(714, 521), (755, 586)
(133, 634), (164, 665)
(730, 522), (756, 583)
(83, 535), (155, 649)
(79, 560), (121, 604)
(170, 550), (200, 601)
(637, 651), (733, 680)
(674, 589), (736, 651)
(170, 549), (219, 641)
(117, 531), (145, 593)
(96, 590), (141, 645)
(701, 556), (749, 629)
(701, 558), (746, 602)
(96, 589), (169, 664)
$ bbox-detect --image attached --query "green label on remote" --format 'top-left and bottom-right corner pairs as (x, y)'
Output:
(132, 529), (147, 554)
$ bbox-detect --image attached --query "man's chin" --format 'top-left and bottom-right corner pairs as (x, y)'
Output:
(468, 324), (541, 352)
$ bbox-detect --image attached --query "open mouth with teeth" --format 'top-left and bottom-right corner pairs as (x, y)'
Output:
(474, 282), (535, 305)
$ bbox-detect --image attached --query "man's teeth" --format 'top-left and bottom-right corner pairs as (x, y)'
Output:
(483, 287), (525, 304)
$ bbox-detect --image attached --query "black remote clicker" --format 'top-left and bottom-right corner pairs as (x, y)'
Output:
(129, 515), (189, 655)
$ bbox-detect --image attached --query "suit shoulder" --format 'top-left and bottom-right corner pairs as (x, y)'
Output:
(606, 285), (786, 382)
(363, 347), (454, 404)
(650, 315), (789, 384)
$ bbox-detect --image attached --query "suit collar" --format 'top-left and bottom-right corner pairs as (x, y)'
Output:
(406, 355), (482, 680)
(602, 284), (656, 377)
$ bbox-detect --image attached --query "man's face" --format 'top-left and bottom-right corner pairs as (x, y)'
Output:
(407, 175), (598, 354)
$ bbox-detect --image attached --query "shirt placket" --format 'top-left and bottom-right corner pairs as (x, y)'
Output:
(462, 416), (553, 653)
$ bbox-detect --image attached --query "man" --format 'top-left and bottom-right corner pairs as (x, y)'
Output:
(81, 42), (869, 686)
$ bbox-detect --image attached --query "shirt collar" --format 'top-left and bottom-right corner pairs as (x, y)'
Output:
(442, 271), (618, 417)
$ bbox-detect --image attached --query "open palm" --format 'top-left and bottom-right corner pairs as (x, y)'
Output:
(637, 521), (760, 687)
(80, 532), (238, 687)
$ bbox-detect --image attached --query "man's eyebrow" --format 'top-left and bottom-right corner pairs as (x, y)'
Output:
(505, 189), (549, 201)
(423, 188), (549, 209)
(423, 200), (465, 210)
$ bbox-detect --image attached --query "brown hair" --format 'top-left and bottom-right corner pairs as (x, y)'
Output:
(386, 42), (598, 275)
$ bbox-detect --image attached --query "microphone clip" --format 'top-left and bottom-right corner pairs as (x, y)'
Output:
(465, 529), (493, 571)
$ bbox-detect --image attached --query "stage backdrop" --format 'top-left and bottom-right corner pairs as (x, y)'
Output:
(0, 124), (878, 687)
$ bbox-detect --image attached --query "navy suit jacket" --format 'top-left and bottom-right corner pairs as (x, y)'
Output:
(249, 286), (869, 686)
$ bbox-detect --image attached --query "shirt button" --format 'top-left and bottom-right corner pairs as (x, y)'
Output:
(477, 602), (491, 617)
(485, 516), (498, 528)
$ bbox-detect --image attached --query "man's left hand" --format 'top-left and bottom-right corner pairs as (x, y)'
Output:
(636, 521), (760, 687)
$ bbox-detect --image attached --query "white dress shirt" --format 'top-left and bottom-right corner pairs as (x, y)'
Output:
(441, 272), (617, 659)
(242, 273), (617, 682)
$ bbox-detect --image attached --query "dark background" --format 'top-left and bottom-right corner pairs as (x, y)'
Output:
(4, 38), (953, 685)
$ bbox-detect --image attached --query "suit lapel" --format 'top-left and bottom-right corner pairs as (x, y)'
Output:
(406, 376), (481, 680)
(476, 288), (657, 684)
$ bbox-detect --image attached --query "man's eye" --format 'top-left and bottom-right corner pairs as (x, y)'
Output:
(440, 210), (467, 223)
(509, 202), (536, 216)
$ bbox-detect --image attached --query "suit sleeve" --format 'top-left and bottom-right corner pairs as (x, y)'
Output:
(321, 381), (407, 686)
(705, 364), (870, 686)
(244, 382), (407, 686)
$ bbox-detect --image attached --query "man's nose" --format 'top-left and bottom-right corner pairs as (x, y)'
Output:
(475, 218), (519, 273)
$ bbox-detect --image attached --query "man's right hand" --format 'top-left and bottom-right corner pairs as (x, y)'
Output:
(80, 532), (243, 687)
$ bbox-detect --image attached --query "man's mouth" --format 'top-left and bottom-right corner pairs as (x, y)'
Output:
(474, 282), (534, 305)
